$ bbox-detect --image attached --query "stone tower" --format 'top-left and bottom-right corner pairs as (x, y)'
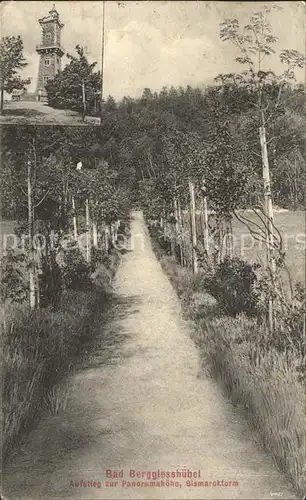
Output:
(36, 4), (64, 101)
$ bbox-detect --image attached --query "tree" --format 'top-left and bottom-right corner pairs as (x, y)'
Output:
(0, 35), (30, 113)
(46, 45), (101, 116)
(103, 95), (117, 114)
(219, 5), (304, 330)
(2, 123), (135, 308)
(140, 88), (154, 108)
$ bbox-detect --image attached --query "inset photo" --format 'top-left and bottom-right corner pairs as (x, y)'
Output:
(0, 2), (104, 125)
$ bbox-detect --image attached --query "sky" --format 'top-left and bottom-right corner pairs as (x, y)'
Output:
(1, 1), (305, 100)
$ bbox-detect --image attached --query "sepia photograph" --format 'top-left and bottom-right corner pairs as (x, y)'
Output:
(0, 1), (105, 125)
(1, 1), (305, 500)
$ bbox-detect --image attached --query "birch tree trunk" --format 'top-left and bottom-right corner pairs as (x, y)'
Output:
(200, 180), (210, 261)
(259, 118), (275, 332)
(162, 202), (167, 242)
(177, 198), (185, 267)
(218, 220), (226, 265)
(116, 219), (120, 236)
(110, 223), (115, 247)
(225, 217), (233, 259)
(82, 80), (86, 121)
(27, 160), (36, 309)
(92, 220), (98, 247)
(173, 196), (179, 261)
(188, 179), (198, 274)
(85, 198), (91, 263)
(104, 225), (109, 253)
(72, 196), (78, 240)
(113, 220), (119, 244)
(34, 241), (42, 309)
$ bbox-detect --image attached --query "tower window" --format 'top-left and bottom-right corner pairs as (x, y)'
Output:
(44, 59), (50, 66)
(46, 33), (51, 40)
(43, 76), (50, 84)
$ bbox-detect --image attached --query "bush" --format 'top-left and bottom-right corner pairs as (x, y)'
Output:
(148, 225), (172, 256)
(0, 250), (28, 304)
(38, 253), (63, 309)
(90, 246), (116, 273)
(203, 257), (260, 316)
(62, 247), (92, 291)
(45, 45), (101, 115)
(2, 284), (111, 462)
(282, 283), (306, 352)
(2, 229), (123, 463)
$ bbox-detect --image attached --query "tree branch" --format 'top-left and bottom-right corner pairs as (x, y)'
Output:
(34, 190), (50, 208)
(251, 149), (262, 158)
(254, 205), (283, 251)
(234, 209), (266, 237)
(233, 210), (267, 243)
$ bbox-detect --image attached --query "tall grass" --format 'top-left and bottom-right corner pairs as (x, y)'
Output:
(151, 235), (306, 496)
(1, 216), (129, 464)
(1, 265), (114, 463)
(197, 316), (306, 494)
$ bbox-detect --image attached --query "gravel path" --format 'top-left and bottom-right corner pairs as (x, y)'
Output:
(3, 212), (296, 500)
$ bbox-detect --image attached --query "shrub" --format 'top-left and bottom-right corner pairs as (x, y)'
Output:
(38, 253), (63, 308)
(149, 225), (172, 256)
(2, 284), (111, 462)
(2, 228), (122, 463)
(62, 247), (92, 291)
(0, 250), (28, 304)
(203, 257), (260, 316)
(282, 283), (306, 352)
(90, 246), (108, 270)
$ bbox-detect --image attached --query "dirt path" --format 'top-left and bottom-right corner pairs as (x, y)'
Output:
(3, 212), (296, 500)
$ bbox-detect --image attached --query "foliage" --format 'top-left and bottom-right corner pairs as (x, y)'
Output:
(204, 121), (250, 215)
(90, 246), (109, 270)
(279, 283), (306, 353)
(2, 277), (112, 462)
(217, 7), (305, 211)
(0, 35), (30, 112)
(61, 247), (92, 291)
(138, 179), (164, 220)
(38, 253), (63, 308)
(45, 45), (101, 115)
(201, 257), (260, 316)
(0, 250), (28, 304)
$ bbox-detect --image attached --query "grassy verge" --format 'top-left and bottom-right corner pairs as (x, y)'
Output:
(149, 228), (306, 497)
(1, 243), (123, 463)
